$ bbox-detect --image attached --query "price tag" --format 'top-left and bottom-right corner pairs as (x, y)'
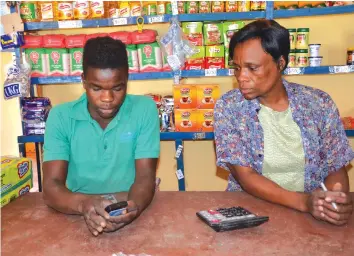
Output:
(284, 67), (302, 75)
(58, 20), (82, 29)
(176, 169), (184, 180)
(332, 65), (352, 74)
(193, 133), (206, 140)
(205, 68), (217, 77)
(112, 18), (128, 26)
(175, 145), (183, 159)
(228, 69), (234, 76)
(148, 15), (164, 23)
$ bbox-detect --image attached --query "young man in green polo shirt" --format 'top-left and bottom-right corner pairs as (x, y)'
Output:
(42, 37), (160, 236)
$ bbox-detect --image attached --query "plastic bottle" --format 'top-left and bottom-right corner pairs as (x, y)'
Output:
(73, 1), (90, 20)
(20, 1), (40, 22)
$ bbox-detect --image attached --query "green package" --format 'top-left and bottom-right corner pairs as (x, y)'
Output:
(225, 47), (235, 69)
(206, 45), (225, 58)
(46, 48), (70, 76)
(126, 45), (139, 72)
(20, 2), (38, 21)
(223, 21), (245, 48)
(69, 48), (83, 76)
(189, 46), (205, 59)
(137, 42), (162, 71)
(25, 48), (47, 76)
(203, 22), (223, 46)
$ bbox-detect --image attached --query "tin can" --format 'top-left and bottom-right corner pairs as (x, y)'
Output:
(296, 49), (308, 67)
(288, 28), (297, 50)
(296, 28), (310, 50)
(288, 50), (296, 68)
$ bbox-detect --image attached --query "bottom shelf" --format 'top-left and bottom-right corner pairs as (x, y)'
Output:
(18, 130), (354, 143)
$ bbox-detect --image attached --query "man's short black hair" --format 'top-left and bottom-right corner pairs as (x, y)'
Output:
(83, 36), (128, 75)
(229, 19), (290, 70)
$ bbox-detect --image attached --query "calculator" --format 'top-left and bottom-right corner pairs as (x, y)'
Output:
(196, 206), (269, 232)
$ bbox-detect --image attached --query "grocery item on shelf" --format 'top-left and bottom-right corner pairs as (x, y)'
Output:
(184, 46), (205, 70)
(65, 34), (86, 48)
(182, 22), (203, 46)
(42, 34), (66, 48)
(309, 44), (321, 57)
(288, 28), (297, 50)
(20, 1), (40, 22)
(288, 50), (296, 68)
(23, 35), (43, 48)
(251, 1), (266, 11)
(109, 31), (132, 44)
(160, 95), (175, 132)
(205, 45), (225, 69)
(212, 1), (225, 13)
(119, 1), (130, 17)
(347, 47), (354, 65)
(69, 48), (83, 75)
(90, 1), (105, 19)
(308, 56), (322, 67)
(130, 1), (142, 16)
(46, 48), (70, 76)
(39, 1), (55, 21)
(1, 156), (32, 208)
(127, 44), (139, 73)
(203, 22), (223, 45)
(157, 1), (166, 15)
(342, 117), (354, 129)
(186, 1), (199, 14)
(25, 48), (48, 77)
(274, 1), (299, 9)
(162, 52), (172, 71)
(225, 1), (238, 12)
(296, 28), (310, 50)
(137, 42), (163, 72)
(21, 97), (51, 136)
(131, 29), (157, 44)
(199, 1), (211, 13)
(74, 1), (90, 20)
(142, 1), (157, 16)
(238, 1), (251, 12)
(177, 1), (186, 14)
(295, 49), (309, 67)
(57, 1), (74, 21)
(174, 109), (198, 132)
(223, 21), (245, 48)
(197, 109), (214, 132)
(225, 49), (233, 69)
(196, 84), (220, 109)
(174, 85), (197, 109)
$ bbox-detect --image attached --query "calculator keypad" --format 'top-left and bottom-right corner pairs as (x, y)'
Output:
(199, 207), (256, 224)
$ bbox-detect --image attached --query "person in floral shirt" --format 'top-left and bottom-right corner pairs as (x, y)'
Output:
(214, 19), (354, 225)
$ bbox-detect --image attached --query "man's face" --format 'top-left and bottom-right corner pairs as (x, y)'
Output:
(82, 67), (128, 120)
(233, 38), (282, 100)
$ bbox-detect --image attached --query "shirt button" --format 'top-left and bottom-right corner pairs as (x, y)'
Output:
(258, 154), (263, 158)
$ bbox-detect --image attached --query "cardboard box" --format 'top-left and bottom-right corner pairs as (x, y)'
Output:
(1, 156), (33, 207)
(196, 84), (220, 109)
(173, 85), (197, 109)
(197, 109), (214, 132)
(205, 45), (225, 69)
(174, 109), (198, 132)
(185, 46), (205, 70)
(203, 22), (223, 46)
(182, 22), (203, 46)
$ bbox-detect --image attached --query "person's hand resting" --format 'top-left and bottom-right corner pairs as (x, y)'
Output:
(307, 183), (353, 225)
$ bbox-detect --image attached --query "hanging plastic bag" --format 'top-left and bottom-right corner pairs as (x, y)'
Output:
(3, 56), (31, 100)
(159, 17), (195, 74)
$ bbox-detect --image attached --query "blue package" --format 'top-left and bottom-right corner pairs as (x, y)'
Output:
(1, 31), (24, 49)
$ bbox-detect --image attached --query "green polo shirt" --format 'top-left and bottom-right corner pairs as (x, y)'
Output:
(43, 93), (160, 194)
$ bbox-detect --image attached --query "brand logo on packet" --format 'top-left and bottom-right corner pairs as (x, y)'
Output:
(59, 4), (72, 10)
(73, 51), (82, 64)
(204, 111), (213, 118)
(17, 161), (29, 178)
(203, 88), (213, 94)
(143, 45), (153, 58)
(41, 4), (53, 12)
(4, 83), (21, 99)
(180, 88), (190, 94)
(30, 51), (39, 64)
(209, 47), (220, 53)
(75, 2), (88, 8)
(1, 159), (11, 164)
(182, 111), (191, 118)
(19, 185), (30, 196)
(51, 51), (61, 64)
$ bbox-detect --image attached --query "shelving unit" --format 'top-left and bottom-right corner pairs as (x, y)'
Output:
(13, 1), (354, 192)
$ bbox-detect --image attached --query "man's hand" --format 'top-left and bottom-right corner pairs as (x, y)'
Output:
(78, 197), (111, 236)
(307, 183), (353, 225)
(104, 200), (139, 233)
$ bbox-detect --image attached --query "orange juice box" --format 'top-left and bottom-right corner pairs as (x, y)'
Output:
(173, 85), (197, 109)
(174, 109), (198, 132)
(197, 109), (214, 132)
(196, 84), (220, 109)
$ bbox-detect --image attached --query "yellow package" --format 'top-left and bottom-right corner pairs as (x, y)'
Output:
(1, 156), (33, 208)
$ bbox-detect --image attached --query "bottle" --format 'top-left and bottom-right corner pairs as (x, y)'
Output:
(57, 1), (74, 21)
(143, 1), (157, 16)
(157, 1), (166, 15)
(73, 1), (90, 20)
(39, 1), (55, 21)
(90, 1), (105, 19)
(20, 1), (40, 22)
(104, 1), (119, 18)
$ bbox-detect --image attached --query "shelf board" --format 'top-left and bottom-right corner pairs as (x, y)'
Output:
(274, 5), (354, 18)
(17, 130), (354, 144)
(30, 66), (354, 85)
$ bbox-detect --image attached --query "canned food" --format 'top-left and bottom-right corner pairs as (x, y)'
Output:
(288, 50), (296, 68)
(296, 28), (310, 50)
(288, 28), (297, 50)
(309, 44), (321, 57)
(309, 57), (323, 67)
(296, 49), (308, 67)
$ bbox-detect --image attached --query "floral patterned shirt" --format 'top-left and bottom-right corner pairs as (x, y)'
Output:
(214, 79), (354, 192)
